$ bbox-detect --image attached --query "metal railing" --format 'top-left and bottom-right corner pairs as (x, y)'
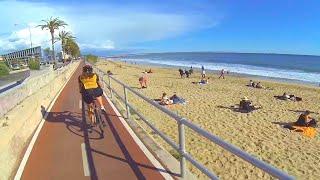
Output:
(94, 67), (294, 180)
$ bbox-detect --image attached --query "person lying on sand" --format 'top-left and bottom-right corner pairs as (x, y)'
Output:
(275, 93), (302, 101)
(107, 70), (113, 75)
(160, 92), (173, 105)
(288, 94), (302, 101)
(255, 82), (263, 88)
(170, 92), (186, 104)
(248, 80), (254, 87)
(199, 77), (209, 84)
(282, 92), (290, 100)
(294, 110), (317, 127)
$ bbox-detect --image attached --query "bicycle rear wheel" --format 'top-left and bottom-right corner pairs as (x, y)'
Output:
(95, 107), (105, 133)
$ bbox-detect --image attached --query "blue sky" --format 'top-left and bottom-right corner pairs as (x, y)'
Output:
(0, 0), (319, 55)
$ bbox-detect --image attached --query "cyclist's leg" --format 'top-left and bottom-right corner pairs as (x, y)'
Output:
(82, 89), (96, 126)
(96, 96), (105, 110)
(94, 87), (105, 111)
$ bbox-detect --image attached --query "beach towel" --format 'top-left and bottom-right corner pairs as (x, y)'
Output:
(292, 126), (317, 138)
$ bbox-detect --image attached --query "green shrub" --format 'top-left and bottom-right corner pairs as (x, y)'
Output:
(28, 58), (40, 70)
(85, 54), (98, 64)
(0, 62), (10, 77)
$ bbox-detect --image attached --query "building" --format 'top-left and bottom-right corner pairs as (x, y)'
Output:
(57, 51), (71, 62)
(1, 46), (42, 67)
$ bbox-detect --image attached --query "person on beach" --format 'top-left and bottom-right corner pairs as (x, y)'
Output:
(160, 92), (173, 105)
(185, 69), (190, 78)
(255, 82), (263, 88)
(201, 66), (206, 78)
(189, 66), (193, 74)
(219, 69), (225, 79)
(107, 70), (113, 75)
(248, 80), (254, 87)
(179, 69), (185, 78)
(170, 92), (186, 104)
(239, 97), (261, 112)
(199, 77), (209, 84)
(239, 97), (252, 112)
(282, 92), (290, 100)
(139, 72), (148, 88)
(295, 110), (317, 127)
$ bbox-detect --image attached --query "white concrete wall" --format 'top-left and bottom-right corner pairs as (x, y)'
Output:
(0, 61), (79, 179)
(0, 64), (72, 118)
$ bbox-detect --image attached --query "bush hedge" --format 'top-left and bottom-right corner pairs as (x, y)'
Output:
(85, 54), (98, 64)
(28, 58), (40, 70)
(0, 62), (10, 77)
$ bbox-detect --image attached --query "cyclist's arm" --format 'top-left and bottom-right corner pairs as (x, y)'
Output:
(96, 74), (103, 88)
(78, 76), (84, 93)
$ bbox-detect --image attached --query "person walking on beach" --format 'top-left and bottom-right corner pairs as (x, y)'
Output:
(219, 69), (225, 79)
(190, 66), (193, 74)
(178, 69), (185, 78)
(139, 72), (148, 88)
(201, 65), (206, 78)
(185, 69), (190, 78)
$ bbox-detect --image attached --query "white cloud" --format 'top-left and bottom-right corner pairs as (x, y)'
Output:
(70, 11), (218, 47)
(0, 0), (221, 53)
(80, 40), (115, 50)
(0, 24), (66, 52)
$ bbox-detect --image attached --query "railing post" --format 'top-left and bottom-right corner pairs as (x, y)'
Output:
(123, 85), (130, 119)
(108, 75), (113, 99)
(178, 119), (186, 178)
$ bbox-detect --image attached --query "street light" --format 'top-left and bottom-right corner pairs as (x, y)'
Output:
(14, 23), (34, 66)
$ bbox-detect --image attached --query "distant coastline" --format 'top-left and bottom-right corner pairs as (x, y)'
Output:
(112, 52), (320, 86)
(130, 51), (320, 57)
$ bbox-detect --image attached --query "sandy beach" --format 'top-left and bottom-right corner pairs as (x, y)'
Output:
(97, 59), (320, 179)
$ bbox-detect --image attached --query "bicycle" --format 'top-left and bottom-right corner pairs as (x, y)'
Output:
(87, 98), (106, 134)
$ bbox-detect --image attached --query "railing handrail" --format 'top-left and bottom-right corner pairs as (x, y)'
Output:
(93, 66), (294, 180)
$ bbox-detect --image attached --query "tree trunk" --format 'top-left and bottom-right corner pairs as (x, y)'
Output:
(62, 40), (65, 63)
(50, 31), (55, 64)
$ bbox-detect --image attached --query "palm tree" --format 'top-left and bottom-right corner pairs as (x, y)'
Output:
(38, 17), (67, 64)
(58, 30), (75, 62)
(65, 38), (80, 59)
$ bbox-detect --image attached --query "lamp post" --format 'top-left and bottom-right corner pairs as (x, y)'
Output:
(14, 23), (34, 66)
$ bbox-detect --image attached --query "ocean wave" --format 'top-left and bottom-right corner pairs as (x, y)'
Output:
(123, 58), (320, 84)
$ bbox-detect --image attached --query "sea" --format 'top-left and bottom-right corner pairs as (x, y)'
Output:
(121, 52), (320, 86)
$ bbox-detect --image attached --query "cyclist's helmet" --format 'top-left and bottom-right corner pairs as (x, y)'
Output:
(83, 65), (93, 74)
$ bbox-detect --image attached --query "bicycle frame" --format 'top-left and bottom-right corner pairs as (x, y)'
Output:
(91, 98), (105, 131)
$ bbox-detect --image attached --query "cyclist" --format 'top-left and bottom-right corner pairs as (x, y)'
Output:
(78, 64), (105, 126)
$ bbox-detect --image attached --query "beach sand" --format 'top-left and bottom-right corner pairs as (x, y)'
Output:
(96, 59), (320, 179)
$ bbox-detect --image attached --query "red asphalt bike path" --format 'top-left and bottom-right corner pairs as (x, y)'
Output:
(20, 61), (170, 180)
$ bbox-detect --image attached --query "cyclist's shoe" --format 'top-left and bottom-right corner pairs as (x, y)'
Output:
(88, 126), (93, 133)
(102, 120), (107, 127)
(101, 106), (106, 112)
